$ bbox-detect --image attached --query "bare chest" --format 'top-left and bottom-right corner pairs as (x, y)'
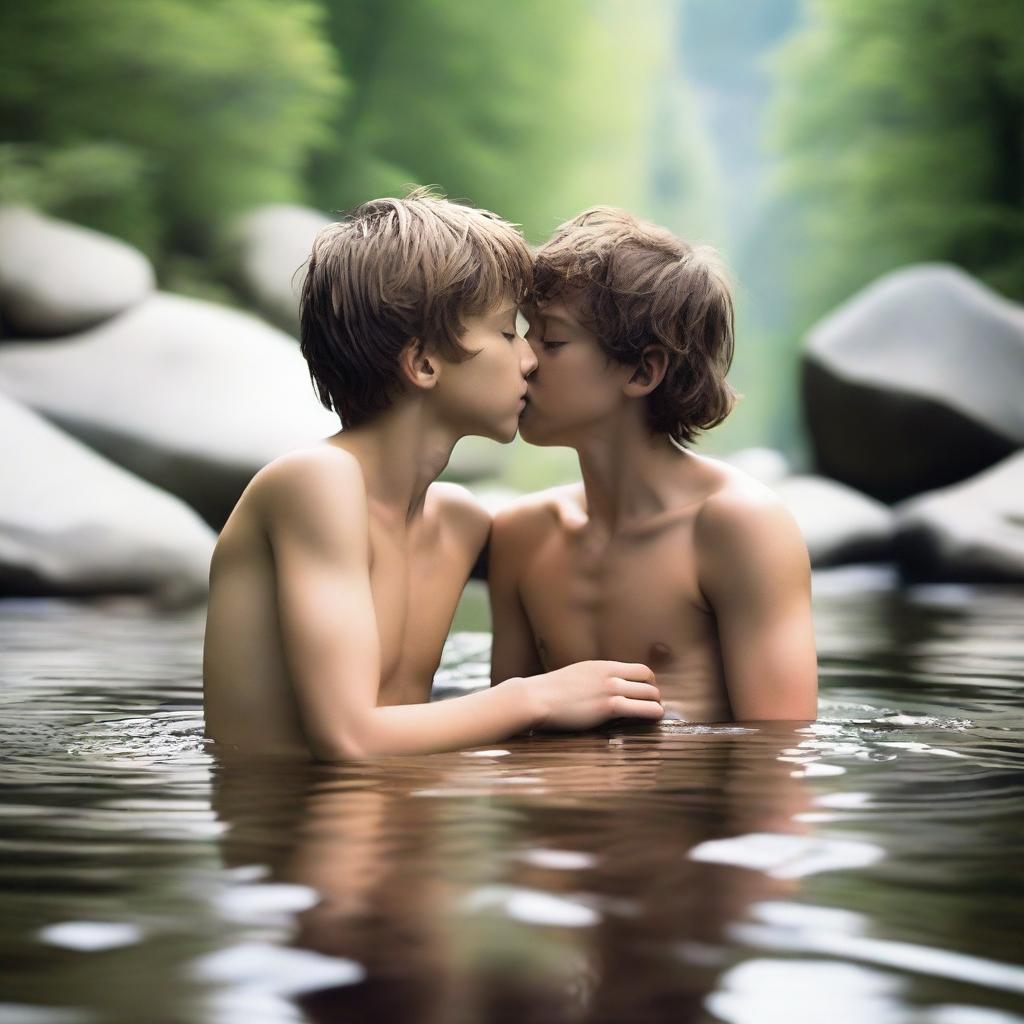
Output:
(518, 522), (732, 722)
(369, 523), (471, 704)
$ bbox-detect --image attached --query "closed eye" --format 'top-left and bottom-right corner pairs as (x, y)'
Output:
(542, 340), (566, 350)
(502, 331), (517, 342)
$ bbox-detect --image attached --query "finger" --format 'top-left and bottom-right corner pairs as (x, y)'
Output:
(609, 695), (665, 720)
(607, 662), (656, 683)
(610, 679), (662, 703)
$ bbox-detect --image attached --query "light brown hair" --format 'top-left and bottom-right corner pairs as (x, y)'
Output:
(532, 206), (739, 446)
(298, 186), (533, 428)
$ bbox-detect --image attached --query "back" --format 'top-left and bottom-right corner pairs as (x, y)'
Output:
(202, 471), (311, 756)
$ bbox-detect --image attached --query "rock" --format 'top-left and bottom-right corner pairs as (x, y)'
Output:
(719, 447), (790, 485)
(894, 450), (1024, 582)
(228, 204), (332, 333)
(0, 292), (340, 526)
(803, 263), (1024, 503)
(0, 392), (214, 603)
(0, 205), (154, 336)
(773, 475), (895, 567)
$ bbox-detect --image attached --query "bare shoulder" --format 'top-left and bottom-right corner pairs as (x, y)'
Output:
(694, 462), (809, 578)
(491, 482), (584, 547)
(249, 444), (369, 540)
(427, 481), (491, 554)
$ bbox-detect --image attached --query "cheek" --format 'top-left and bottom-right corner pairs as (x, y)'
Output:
(543, 352), (599, 391)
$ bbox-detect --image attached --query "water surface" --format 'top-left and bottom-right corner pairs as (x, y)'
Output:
(1, 568), (1022, 1023)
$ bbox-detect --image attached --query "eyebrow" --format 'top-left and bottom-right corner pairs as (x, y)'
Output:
(493, 303), (518, 319)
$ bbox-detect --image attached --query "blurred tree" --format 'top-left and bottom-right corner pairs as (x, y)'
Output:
(674, 0), (805, 457)
(769, 0), (1024, 323)
(0, 0), (342, 258)
(308, 0), (676, 242)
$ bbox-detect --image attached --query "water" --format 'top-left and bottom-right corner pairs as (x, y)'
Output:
(1, 568), (1022, 1024)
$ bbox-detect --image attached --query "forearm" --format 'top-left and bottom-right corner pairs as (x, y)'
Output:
(331, 677), (542, 760)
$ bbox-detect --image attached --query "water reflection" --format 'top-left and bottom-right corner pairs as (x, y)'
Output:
(0, 582), (1021, 1023)
(211, 725), (814, 1022)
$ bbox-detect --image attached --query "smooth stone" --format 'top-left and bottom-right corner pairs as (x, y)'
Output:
(0, 392), (214, 602)
(0, 291), (340, 526)
(228, 204), (332, 333)
(773, 475), (895, 567)
(0, 205), (154, 336)
(894, 450), (1024, 582)
(803, 263), (1024, 502)
(718, 446), (790, 485)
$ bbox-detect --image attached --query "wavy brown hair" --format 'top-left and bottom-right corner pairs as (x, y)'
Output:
(532, 206), (740, 446)
(298, 186), (533, 428)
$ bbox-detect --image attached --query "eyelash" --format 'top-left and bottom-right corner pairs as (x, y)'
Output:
(542, 340), (566, 350)
(502, 331), (516, 342)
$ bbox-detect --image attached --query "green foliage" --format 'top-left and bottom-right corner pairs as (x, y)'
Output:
(0, 0), (343, 255)
(0, 141), (161, 255)
(768, 0), (1024, 322)
(308, 0), (673, 241)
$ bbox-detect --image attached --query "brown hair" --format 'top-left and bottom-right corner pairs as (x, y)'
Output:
(298, 186), (533, 428)
(532, 206), (739, 446)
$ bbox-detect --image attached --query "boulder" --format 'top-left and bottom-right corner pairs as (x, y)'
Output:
(894, 450), (1024, 582)
(0, 292), (340, 526)
(0, 392), (214, 603)
(773, 475), (895, 567)
(228, 204), (332, 333)
(719, 446), (790, 486)
(0, 205), (154, 336)
(803, 264), (1024, 502)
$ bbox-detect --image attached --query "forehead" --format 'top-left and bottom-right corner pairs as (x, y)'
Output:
(479, 298), (518, 320)
(537, 291), (586, 329)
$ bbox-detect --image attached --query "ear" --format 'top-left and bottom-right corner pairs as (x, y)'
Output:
(623, 344), (669, 398)
(399, 337), (439, 392)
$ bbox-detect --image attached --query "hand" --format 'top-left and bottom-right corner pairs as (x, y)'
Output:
(521, 661), (663, 731)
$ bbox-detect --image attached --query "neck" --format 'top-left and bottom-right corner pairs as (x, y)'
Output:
(329, 398), (460, 525)
(572, 406), (690, 530)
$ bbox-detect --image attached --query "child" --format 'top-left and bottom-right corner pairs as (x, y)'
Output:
(203, 189), (663, 760)
(489, 207), (818, 722)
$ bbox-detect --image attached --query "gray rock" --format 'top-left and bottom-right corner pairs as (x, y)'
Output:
(894, 450), (1024, 582)
(773, 475), (895, 567)
(228, 204), (332, 333)
(719, 446), (790, 486)
(803, 263), (1024, 502)
(0, 392), (214, 603)
(0, 292), (339, 526)
(0, 205), (154, 336)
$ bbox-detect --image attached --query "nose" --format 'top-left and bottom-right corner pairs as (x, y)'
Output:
(519, 334), (538, 378)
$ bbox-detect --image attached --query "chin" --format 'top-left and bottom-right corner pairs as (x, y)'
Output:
(518, 423), (552, 447)
(486, 416), (520, 444)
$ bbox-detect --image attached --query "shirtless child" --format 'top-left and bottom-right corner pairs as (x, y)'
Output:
(489, 207), (818, 723)
(203, 190), (664, 761)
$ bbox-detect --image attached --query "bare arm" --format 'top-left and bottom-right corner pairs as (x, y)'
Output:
(488, 505), (543, 684)
(696, 490), (818, 721)
(264, 452), (661, 761)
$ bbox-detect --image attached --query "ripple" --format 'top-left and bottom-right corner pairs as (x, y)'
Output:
(462, 885), (601, 927)
(689, 832), (885, 878)
(37, 921), (143, 952)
